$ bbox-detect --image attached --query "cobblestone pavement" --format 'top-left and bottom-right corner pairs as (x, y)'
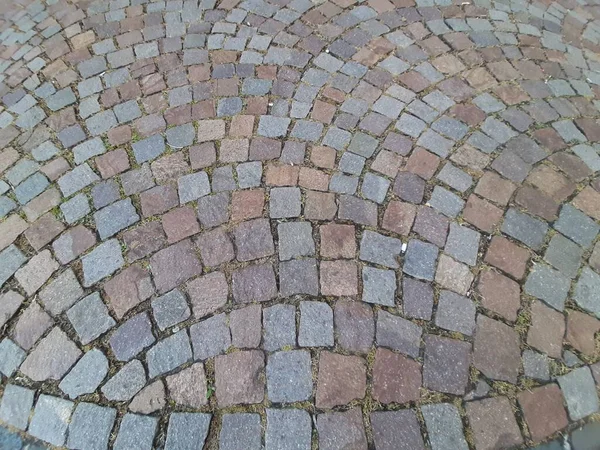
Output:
(2, 0), (600, 449)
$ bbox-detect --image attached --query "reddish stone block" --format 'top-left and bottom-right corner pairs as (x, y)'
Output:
(405, 148), (440, 180)
(466, 397), (523, 450)
(231, 189), (265, 222)
(320, 223), (356, 259)
(477, 270), (520, 322)
(372, 348), (421, 404)
(463, 194), (504, 233)
(104, 264), (154, 319)
(305, 191), (337, 220)
(162, 206), (200, 244)
(215, 351), (265, 407)
(320, 260), (358, 296)
(474, 171), (516, 206)
(316, 351), (366, 408)
(566, 310), (600, 356)
(527, 301), (565, 359)
(484, 236), (529, 280)
(518, 384), (568, 442)
(311, 146), (336, 169)
(473, 315), (521, 383)
(96, 149), (130, 179)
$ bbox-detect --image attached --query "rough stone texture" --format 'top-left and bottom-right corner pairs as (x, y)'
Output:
(466, 397), (523, 450)
(473, 315), (521, 383)
(166, 363), (208, 408)
(316, 352), (366, 408)
(557, 367), (600, 421)
(164, 413), (211, 450)
(266, 409), (312, 450)
(59, 349), (108, 399)
(28, 395), (74, 447)
(66, 403), (116, 450)
(267, 350), (312, 403)
(371, 410), (425, 450)
(215, 351), (265, 407)
(422, 403), (468, 450)
(518, 384), (568, 442)
(423, 335), (471, 395)
(20, 327), (81, 382)
(373, 348), (421, 404)
(1, 2), (599, 447)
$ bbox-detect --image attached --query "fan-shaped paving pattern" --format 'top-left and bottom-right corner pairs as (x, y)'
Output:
(2, 0), (600, 448)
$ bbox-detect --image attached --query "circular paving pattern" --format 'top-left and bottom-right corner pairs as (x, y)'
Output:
(1, 0), (600, 448)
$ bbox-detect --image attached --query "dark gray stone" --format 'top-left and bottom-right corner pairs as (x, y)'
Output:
(362, 267), (397, 306)
(279, 259), (319, 297)
(0, 384), (34, 430)
(403, 240), (439, 281)
(524, 263), (570, 311)
(66, 403), (116, 450)
(28, 395), (74, 447)
(81, 239), (124, 287)
(220, 414), (261, 450)
(574, 268), (600, 317)
(270, 187), (301, 218)
(152, 289), (191, 331)
(376, 310), (421, 358)
(267, 351), (312, 403)
(59, 349), (108, 399)
(435, 290), (476, 336)
(298, 301), (333, 347)
(0, 339), (25, 377)
(146, 330), (192, 378)
(132, 134), (166, 164)
(555, 204), (599, 248)
(101, 360), (146, 401)
(94, 198), (139, 239)
(277, 222), (315, 260)
(164, 413), (211, 450)
(67, 292), (116, 345)
(190, 313), (231, 360)
(359, 230), (402, 269)
(114, 414), (158, 450)
(422, 403), (468, 450)
(263, 304), (296, 351)
(544, 234), (583, 278)
(501, 208), (548, 250)
(109, 313), (156, 361)
(266, 409), (312, 450)
(444, 223), (480, 266)
(557, 366), (599, 420)
(371, 410), (426, 450)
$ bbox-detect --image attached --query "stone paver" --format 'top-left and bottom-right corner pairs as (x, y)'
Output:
(1, 0), (600, 446)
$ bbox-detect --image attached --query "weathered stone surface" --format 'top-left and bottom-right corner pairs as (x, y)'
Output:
(266, 409), (312, 450)
(423, 335), (471, 395)
(166, 363), (208, 408)
(518, 384), (568, 442)
(215, 351), (265, 407)
(371, 410), (425, 450)
(373, 348), (421, 404)
(316, 351), (366, 408)
(150, 239), (202, 294)
(20, 327), (82, 382)
(59, 349), (108, 399)
(473, 315), (521, 383)
(318, 408), (367, 450)
(164, 412), (211, 450)
(466, 397), (523, 450)
(129, 380), (166, 414)
(101, 360), (146, 402)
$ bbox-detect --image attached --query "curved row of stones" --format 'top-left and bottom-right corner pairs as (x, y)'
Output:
(2, 0), (600, 448)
